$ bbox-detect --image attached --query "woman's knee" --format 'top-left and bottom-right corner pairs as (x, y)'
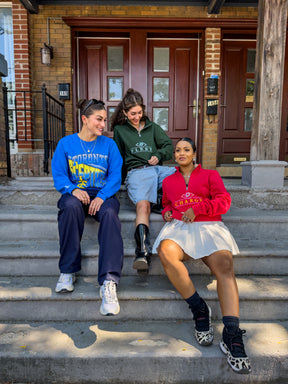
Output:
(136, 200), (151, 215)
(209, 251), (235, 277)
(98, 199), (120, 223)
(157, 240), (181, 266)
(58, 194), (83, 213)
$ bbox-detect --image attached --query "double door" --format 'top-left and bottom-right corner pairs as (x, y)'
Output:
(77, 34), (202, 150)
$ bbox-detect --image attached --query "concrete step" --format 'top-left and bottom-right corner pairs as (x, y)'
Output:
(0, 320), (287, 384)
(1, 176), (288, 209)
(1, 205), (288, 242)
(0, 275), (287, 322)
(1, 238), (288, 277)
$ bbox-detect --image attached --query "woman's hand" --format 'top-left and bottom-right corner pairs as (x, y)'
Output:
(72, 189), (90, 205)
(181, 208), (195, 223)
(164, 211), (173, 222)
(88, 197), (104, 216)
(148, 156), (159, 166)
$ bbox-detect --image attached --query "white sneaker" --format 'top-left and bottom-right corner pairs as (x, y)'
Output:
(100, 280), (120, 316)
(55, 273), (75, 293)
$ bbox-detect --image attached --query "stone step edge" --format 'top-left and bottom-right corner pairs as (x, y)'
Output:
(0, 321), (287, 384)
(1, 247), (288, 258)
(0, 275), (287, 301)
(1, 237), (287, 257)
(1, 207), (288, 222)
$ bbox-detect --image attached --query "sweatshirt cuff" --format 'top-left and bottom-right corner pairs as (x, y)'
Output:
(95, 191), (107, 202)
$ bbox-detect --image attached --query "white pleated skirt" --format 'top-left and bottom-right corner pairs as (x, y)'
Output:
(152, 219), (239, 260)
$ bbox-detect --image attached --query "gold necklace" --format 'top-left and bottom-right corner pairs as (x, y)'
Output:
(79, 138), (97, 154)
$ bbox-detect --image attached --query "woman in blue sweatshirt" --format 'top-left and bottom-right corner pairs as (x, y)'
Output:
(52, 99), (123, 316)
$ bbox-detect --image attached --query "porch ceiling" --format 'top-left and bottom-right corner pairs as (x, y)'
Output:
(19, 0), (258, 15)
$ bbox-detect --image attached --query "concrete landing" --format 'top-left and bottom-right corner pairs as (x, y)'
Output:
(0, 321), (287, 384)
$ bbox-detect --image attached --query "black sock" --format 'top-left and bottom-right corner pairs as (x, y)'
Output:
(185, 291), (206, 314)
(223, 316), (239, 333)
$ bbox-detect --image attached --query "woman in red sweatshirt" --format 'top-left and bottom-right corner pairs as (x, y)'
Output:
(152, 137), (251, 375)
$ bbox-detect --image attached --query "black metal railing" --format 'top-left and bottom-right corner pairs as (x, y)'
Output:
(3, 83), (65, 176)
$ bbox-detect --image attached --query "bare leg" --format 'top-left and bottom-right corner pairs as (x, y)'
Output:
(202, 250), (239, 317)
(157, 239), (196, 299)
(135, 200), (150, 227)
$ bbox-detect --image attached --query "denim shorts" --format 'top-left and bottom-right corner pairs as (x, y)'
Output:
(125, 165), (175, 205)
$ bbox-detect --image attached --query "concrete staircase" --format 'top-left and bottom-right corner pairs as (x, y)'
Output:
(0, 177), (287, 384)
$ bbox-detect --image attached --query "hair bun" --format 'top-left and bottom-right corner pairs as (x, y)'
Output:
(126, 88), (135, 94)
(76, 99), (87, 109)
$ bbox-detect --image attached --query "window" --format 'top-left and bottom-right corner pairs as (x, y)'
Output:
(0, 6), (15, 93)
(0, 5), (17, 152)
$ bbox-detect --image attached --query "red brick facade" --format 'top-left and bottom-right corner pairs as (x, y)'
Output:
(1, 1), (262, 176)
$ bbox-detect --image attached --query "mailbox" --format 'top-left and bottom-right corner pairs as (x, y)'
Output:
(58, 83), (70, 100)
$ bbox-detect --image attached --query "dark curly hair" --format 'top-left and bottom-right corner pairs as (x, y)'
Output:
(110, 88), (148, 129)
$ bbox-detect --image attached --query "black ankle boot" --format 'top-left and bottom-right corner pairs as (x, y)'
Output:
(133, 224), (151, 272)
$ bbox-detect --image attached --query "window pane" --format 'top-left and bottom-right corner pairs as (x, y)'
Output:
(247, 49), (256, 73)
(0, 7), (15, 90)
(108, 77), (123, 101)
(107, 46), (123, 71)
(245, 79), (255, 103)
(153, 108), (168, 131)
(108, 107), (116, 130)
(246, 79), (254, 102)
(153, 78), (169, 102)
(245, 108), (253, 132)
(153, 47), (169, 72)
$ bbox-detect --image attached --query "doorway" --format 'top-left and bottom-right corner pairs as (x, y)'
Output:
(76, 32), (203, 151)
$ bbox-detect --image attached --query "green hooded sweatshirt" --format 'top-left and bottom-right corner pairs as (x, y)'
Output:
(113, 118), (173, 179)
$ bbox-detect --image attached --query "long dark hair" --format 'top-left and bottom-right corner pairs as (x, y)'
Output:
(176, 137), (197, 152)
(110, 88), (148, 129)
(77, 99), (106, 119)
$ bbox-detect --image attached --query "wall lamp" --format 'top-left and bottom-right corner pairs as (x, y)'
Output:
(40, 17), (62, 66)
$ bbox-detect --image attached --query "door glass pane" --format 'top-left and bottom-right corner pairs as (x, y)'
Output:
(108, 107), (116, 130)
(247, 49), (256, 73)
(153, 108), (168, 131)
(108, 77), (123, 101)
(153, 47), (169, 72)
(246, 79), (254, 102)
(107, 46), (123, 71)
(245, 108), (253, 132)
(153, 78), (169, 102)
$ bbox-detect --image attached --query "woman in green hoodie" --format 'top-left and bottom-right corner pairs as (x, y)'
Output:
(112, 88), (175, 274)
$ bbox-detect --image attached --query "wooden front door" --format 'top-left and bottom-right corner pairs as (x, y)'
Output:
(219, 37), (288, 164)
(218, 40), (256, 165)
(148, 39), (200, 146)
(78, 38), (130, 132)
(77, 35), (202, 149)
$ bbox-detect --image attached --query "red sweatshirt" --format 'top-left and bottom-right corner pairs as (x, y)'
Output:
(161, 165), (232, 222)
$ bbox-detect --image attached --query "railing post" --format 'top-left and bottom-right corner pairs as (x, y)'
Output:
(61, 101), (65, 137)
(3, 83), (11, 178)
(42, 83), (49, 175)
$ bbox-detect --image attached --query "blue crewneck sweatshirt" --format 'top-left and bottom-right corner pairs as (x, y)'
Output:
(52, 133), (123, 201)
